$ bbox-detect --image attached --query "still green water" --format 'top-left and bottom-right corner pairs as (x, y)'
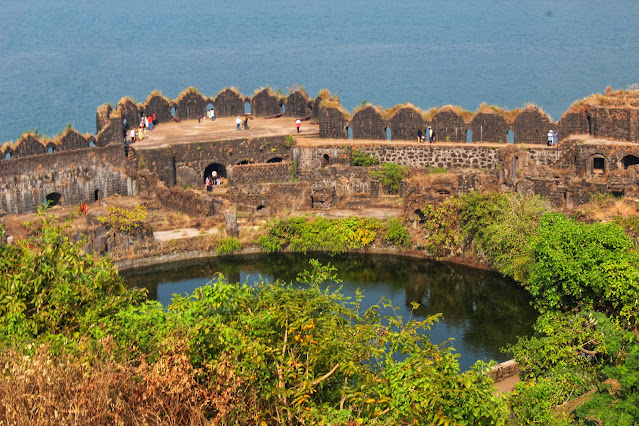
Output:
(122, 253), (537, 370)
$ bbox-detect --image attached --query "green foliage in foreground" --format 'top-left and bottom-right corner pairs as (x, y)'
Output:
(0, 215), (507, 424)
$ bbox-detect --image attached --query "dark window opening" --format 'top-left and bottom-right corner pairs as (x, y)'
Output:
(587, 115), (593, 135)
(414, 209), (426, 224)
(237, 159), (252, 165)
(267, 157), (284, 163)
(256, 205), (266, 211)
(611, 190), (625, 198)
(436, 189), (451, 195)
(593, 157), (605, 172)
(45, 192), (62, 207)
(621, 155), (639, 169)
(322, 154), (330, 167)
(94, 189), (99, 202)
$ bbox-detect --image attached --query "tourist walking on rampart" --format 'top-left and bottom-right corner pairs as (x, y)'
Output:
(553, 131), (559, 147)
(243, 115), (249, 130)
(417, 129), (424, 143)
(205, 176), (212, 192)
(129, 128), (135, 144)
(296, 118), (301, 133)
(429, 128), (436, 143)
(235, 116), (241, 131)
(547, 130), (554, 146)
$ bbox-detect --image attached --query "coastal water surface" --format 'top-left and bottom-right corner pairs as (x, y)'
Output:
(1, 0), (638, 143)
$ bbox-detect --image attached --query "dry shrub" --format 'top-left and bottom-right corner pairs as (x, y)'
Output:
(0, 341), (250, 425)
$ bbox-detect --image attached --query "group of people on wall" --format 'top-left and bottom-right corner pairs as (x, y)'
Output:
(123, 112), (157, 145)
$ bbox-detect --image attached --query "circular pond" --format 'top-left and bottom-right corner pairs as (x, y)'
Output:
(121, 253), (537, 370)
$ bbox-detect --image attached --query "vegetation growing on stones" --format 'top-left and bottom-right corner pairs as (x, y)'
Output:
(350, 148), (379, 166)
(97, 204), (147, 234)
(369, 163), (408, 194)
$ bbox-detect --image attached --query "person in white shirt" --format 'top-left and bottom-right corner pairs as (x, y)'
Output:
(235, 116), (241, 131)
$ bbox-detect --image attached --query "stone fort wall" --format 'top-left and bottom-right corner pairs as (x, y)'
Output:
(0, 144), (133, 214)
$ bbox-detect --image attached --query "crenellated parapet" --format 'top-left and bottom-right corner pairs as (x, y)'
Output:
(1, 127), (98, 160)
(316, 88), (639, 144)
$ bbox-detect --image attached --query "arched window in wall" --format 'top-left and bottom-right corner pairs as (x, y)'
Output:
(466, 129), (473, 143)
(347, 126), (353, 140)
(244, 102), (251, 114)
(385, 127), (392, 141)
(507, 129), (514, 144)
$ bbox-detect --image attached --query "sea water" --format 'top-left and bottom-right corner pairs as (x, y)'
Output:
(1, 0), (638, 143)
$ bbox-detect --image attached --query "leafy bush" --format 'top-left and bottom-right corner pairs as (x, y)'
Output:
(262, 217), (381, 254)
(97, 204), (147, 234)
(350, 149), (379, 166)
(421, 198), (463, 258)
(384, 218), (411, 248)
(526, 213), (639, 323)
(370, 163), (407, 194)
(216, 238), (242, 255)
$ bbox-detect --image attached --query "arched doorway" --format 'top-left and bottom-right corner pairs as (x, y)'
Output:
(621, 155), (639, 169)
(45, 192), (62, 207)
(170, 106), (176, 118)
(385, 127), (391, 141)
(204, 163), (227, 182)
(323, 154), (330, 167)
(207, 103), (215, 120)
(94, 189), (100, 202)
(507, 129), (514, 144)
(466, 129), (473, 143)
(244, 101), (251, 114)
(347, 126), (353, 140)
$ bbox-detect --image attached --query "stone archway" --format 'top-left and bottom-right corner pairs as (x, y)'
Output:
(204, 163), (227, 182)
(45, 192), (62, 207)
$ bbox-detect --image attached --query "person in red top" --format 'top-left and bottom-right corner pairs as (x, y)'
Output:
(295, 118), (301, 133)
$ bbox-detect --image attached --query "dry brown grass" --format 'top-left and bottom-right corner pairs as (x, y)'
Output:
(0, 341), (247, 425)
(117, 96), (138, 107)
(144, 90), (170, 104)
(571, 195), (639, 222)
(423, 107), (440, 121)
(439, 105), (475, 122)
(565, 88), (639, 115)
(352, 103), (384, 117)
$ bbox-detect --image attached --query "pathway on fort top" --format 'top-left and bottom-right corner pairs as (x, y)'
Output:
(134, 117), (318, 148)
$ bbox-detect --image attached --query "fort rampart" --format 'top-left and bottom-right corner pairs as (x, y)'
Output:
(1, 86), (639, 215)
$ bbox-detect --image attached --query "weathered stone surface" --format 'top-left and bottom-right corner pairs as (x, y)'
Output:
(285, 91), (311, 118)
(215, 88), (244, 117)
(351, 106), (386, 140)
(390, 107), (426, 141)
(432, 110), (466, 142)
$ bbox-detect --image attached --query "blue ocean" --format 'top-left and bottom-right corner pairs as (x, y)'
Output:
(1, 0), (638, 143)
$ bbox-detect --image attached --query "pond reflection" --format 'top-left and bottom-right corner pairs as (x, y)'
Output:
(122, 253), (537, 370)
